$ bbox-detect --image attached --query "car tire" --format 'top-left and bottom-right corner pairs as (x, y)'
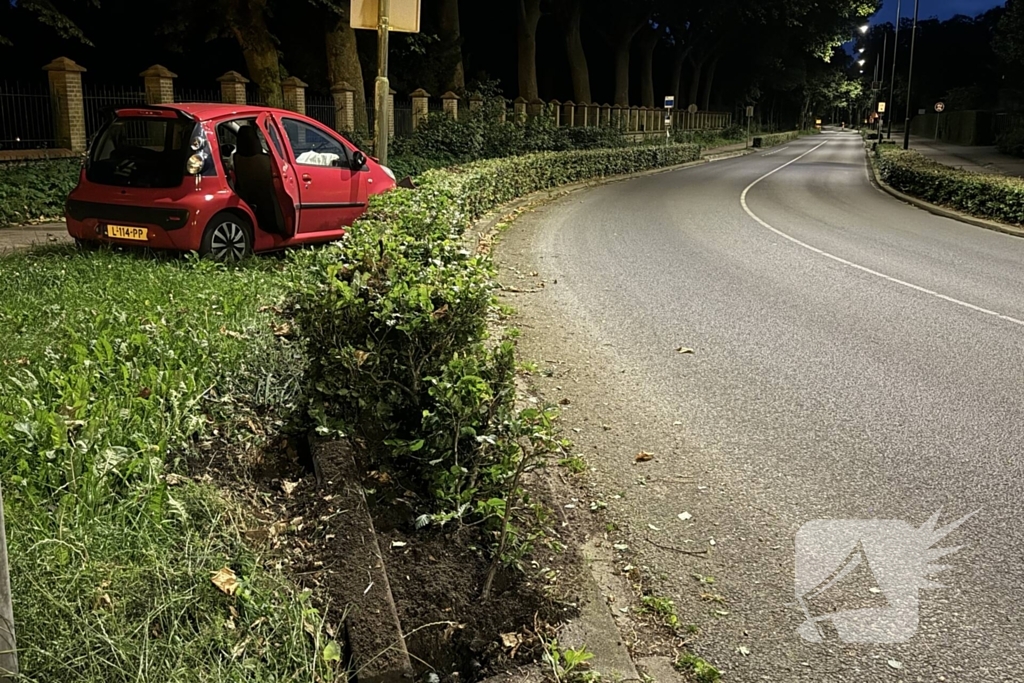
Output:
(200, 213), (253, 262)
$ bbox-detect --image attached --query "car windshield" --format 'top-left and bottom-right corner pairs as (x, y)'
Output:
(87, 116), (195, 188)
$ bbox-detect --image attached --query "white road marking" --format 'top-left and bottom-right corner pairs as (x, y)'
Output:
(739, 138), (1024, 328)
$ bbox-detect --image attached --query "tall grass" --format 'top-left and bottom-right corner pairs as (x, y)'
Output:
(0, 247), (337, 682)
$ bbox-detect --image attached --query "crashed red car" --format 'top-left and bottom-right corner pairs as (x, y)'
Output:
(65, 103), (396, 259)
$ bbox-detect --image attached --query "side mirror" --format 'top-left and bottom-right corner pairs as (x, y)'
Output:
(351, 150), (367, 171)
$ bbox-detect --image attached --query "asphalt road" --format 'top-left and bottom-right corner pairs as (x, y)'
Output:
(496, 132), (1024, 682)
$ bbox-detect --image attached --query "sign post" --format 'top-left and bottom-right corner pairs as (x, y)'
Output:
(745, 105), (754, 149)
(0, 482), (16, 682)
(934, 101), (945, 141)
(663, 95), (674, 140)
(351, 0), (422, 167)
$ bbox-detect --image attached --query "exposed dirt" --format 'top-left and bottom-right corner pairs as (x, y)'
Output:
(200, 429), (594, 683)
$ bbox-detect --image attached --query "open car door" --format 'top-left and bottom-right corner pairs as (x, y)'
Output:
(256, 112), (299, 238)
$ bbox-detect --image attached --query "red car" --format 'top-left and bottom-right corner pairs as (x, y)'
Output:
(66, 103), (397, 259)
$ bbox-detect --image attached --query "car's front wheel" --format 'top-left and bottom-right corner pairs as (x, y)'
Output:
(200, 213), (253, 262)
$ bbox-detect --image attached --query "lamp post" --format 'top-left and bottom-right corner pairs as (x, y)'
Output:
(902, 0), (920, 150)
(886, 0), (901, 139)
(374, 0), (392, 166)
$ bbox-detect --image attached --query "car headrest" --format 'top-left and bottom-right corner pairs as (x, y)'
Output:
(236, 125), (262, 157)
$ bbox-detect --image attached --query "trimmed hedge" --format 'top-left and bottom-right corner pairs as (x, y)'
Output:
(291, 143), (701, 523)
(875, 146), (1024, 226)
(0, 158), (82, 226)
(752, 131), (801, 148)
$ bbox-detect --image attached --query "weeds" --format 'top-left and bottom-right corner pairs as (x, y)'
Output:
(543, 640), (598, 683)
(674, 653), (721, 683)
(640, 595), (680, 629)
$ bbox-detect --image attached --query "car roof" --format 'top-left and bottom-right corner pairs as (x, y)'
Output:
(115, 102), (307, 122)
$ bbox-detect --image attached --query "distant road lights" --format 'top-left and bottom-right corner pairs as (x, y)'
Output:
(859, 23), (869, 33)
(858, 59), (866, 66)
(859, 47), (866, 53)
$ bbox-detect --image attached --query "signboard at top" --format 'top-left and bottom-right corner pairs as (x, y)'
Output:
(877, 101), (886, 113)
(934, 101), (945, 112)
(664, 96), (675, 109)
(351, 0), (422, 32)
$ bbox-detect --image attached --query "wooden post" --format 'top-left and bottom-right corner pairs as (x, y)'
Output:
(0, 482), (17, 681)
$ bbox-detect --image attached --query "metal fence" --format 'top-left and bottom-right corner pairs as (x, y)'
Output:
(246, 85), (267, 106)
(0, 81), (58, 150)
(306, 95), (336, 130)
(176, 87), (223, 104)
(83, 84), (146, 138)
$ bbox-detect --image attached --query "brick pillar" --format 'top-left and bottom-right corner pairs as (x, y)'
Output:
(630, 106), (640, 132)
(578, 102), (589, 127)
(562, 100), (575, 127)
(331, 81), (355, 132)
(590, 103), (599, 127)
(282, 76), (307, 114)
(527, 97), (544, 120)
(441, 91), (459, 120)
(140, 64), (176, 105)
(43, 57), (87, 153)
(549, 100), (561, 126)
(601, 103), (611, 127)
(611, 105), (622, 129)
(469, 93), (484, 113)
(648, 108), (657, 132)
(410, 88), (430, 129)
(218, 71), (249, 105)
(513, 96), (527, 122)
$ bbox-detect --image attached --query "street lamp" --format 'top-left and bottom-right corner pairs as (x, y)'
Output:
(902, 0), (920, 150)
(859, 23), (869, 33)
(858, 47), (865, 53)
(887, 0), (902, 139)
(858, 59), (866, 66)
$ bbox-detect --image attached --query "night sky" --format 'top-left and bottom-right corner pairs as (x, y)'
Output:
(873, 0), (1004, 23)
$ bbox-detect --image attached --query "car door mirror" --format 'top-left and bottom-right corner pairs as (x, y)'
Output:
(351, 150), (367, 171)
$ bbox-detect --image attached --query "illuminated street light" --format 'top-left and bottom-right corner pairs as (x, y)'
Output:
(858, 59), (866, 66)
(859, 23), (869, 33)
(859, 48), (865, 53)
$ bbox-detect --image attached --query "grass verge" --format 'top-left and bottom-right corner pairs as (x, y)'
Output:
(0, 247), (342, 682)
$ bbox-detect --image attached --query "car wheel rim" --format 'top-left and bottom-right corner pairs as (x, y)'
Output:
(210, 221), (246, 261)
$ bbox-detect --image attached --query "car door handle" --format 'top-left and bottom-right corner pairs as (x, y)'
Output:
(302, 174), (312, 182)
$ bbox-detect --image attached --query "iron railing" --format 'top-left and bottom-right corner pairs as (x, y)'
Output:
(0, 81), (58, 150)
(83, 84), (146, 139)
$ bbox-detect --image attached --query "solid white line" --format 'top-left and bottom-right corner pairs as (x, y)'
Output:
(739, 138), (1024, 328)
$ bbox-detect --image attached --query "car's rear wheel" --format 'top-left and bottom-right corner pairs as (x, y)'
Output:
(200, 213), (253, 262)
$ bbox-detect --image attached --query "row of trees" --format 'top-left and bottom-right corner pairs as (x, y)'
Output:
(4, 0), (878, 128)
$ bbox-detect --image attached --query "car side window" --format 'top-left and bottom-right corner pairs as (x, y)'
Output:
(266, 122), (286, 159)
(282, 118), (348, 168)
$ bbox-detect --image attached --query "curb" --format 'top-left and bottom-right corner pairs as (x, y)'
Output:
(864, 148), (1024, 239)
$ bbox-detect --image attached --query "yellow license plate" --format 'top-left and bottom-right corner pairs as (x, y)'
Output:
(106, 225), (148, 241)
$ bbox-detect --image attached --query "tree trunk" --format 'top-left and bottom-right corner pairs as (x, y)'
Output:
(638, 28), (660, 108)
(700, 56), (718, 111)
(516, 0), (542, 100)
(687, 57), (703, 108)
(326, 11), (368, 133)
(670, 43), (692, 106)
(613, 39), (632, 106)
(562, 0), (591, 103)
(227, 0), (282, 108)
(438, 0), (465, 92)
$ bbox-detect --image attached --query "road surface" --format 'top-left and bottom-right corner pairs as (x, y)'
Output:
(496, 132), (1024, 681)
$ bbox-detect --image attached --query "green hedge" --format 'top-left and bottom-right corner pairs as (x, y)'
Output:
(752, 131), (800, 148)
(875, 146), (1024, 225)
(0, 158), (82, 226)
(291, 143), (701, 525)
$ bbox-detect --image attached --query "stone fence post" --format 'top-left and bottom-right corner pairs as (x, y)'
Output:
(332, 82), (355, 132)
(441, 91), (459, 119)
(469, 93), (483, 113)
(549, 100), (561, 126)
(140, 65), (176, 105)
(562, 100), (575, 128)
(218, 71), (249, 105)
(411, 88), (430, 130)
(389, 88), (396, 138)
(600, 103), (611, 127)
(282, 77), (307, 115)
(630, 106), (640, 132)
(513, 96), (527, 122)
(42, 57), (87, 153)
(527, 97), (544, 120)
(578, 102), (589, 127)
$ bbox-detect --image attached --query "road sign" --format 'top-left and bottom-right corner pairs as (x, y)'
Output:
(352, 0), (421, 33)
(687, 103), (698, 114)
(664, 95), (675, 109)
(934, 101), (945, 113)
(877, 101), (886, 113)
(745, 105), (754, 118)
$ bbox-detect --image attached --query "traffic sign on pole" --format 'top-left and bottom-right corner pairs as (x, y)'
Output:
(934, 101), (945, 112)
(877, 101), (886, 113)
(664, 95), (675, 110)
(351, 0), (421, 32)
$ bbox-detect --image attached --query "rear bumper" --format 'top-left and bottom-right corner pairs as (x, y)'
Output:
(66, 199), (202, 251)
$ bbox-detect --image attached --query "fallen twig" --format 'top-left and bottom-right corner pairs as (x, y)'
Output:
(643, 535), (710, 556)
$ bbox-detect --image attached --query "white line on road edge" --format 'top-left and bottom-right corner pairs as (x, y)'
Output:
(739, 139), (1024, 329)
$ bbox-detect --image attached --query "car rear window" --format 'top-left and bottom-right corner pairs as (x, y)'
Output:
(87, 116), (195, 188)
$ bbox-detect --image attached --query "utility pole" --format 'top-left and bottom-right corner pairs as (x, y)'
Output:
(886, 0), (901, 139)
(902, 0), (920, 150)
(878, 31), (888, 139)
(0, 482), (17, 682)
(374, 0), (391, 167)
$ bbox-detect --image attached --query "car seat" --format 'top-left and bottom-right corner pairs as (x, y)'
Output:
(233, 125), (287, 235)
